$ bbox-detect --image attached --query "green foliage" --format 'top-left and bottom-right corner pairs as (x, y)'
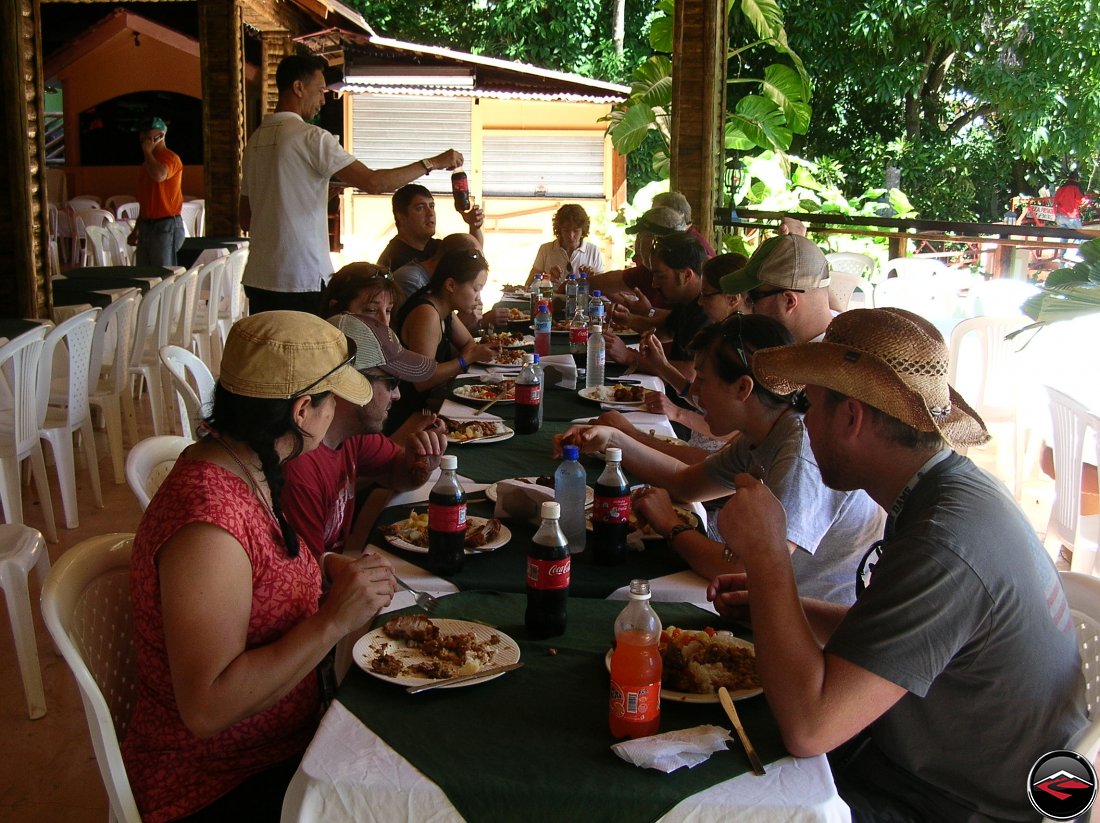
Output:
(1018, 239), (1100, 326)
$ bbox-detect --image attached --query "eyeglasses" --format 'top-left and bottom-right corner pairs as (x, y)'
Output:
(292, 338), (357, 398)
(748, 286), (803, 305)
(369, 373), (400, 391)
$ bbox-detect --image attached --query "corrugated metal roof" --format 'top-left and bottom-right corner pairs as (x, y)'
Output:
(333, 82), (625, 104)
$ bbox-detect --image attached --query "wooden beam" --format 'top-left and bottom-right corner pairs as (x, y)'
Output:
(199, 0), (246, 236)
(261, 32), (295, 115)
(669, 0), (726, 242)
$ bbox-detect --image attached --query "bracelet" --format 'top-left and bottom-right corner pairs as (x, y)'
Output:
(457, 355), (468, 372)
(420, 158), (433, 173)
(666, 523), (695, 543)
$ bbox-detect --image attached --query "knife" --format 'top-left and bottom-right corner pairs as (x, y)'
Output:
(406, 661), (524, 694)
(718, 686), (766, 775)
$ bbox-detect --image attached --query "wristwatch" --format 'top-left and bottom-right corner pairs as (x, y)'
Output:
(420, 158), (433, 173)
(666, 523), (695, 543)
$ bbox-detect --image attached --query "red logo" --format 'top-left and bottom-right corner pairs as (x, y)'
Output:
(1028, 750), (1097, 820)
(593, 495), (630, 524)
(526, 556), (570, 590)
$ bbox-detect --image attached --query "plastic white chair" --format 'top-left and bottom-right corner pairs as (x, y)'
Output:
(66, 196), (102, 210)
(872, 274), (937, 315)
(216, 247), (249, 355)
(882, 257), (949, 279)
(126, 436), (190, 509)
(827, 270), (872, 312)
(55, 207), (80, 267)
(160, 270), (199, 433)
(190, 258), (227, 372)
(84, 225), (116, 266)
(38, 310), (104, 529)
(40, 533), (142, 823)
(104, 195), (136, 216)
(969, 278), (1039, 318)
(180, 200), (205, 238)
(0, 326), (58, 542)
(0, 524), (50, 719)
(128, 275), (178, 437)
(159, 345), (214, 441)
(825, 252), (874, 279)
(115, 202), (140, 221)
(949, 316), (1032, 498)
(72, 206), (114, 229)
(1045, 387), (1100, 575)
(105, 222), (135, 266)
(88, 289), (140, 485)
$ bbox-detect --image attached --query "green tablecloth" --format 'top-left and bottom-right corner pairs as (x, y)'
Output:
(338, 592), (786, 823)
(177, 236), (246, 268)
(51, 275), (154, 308)
(59, 265), (171, 280)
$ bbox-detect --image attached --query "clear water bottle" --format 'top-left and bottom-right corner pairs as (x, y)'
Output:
(554, 445), (587, 554)
(588, 289), (606, 327)
(564, 274), (579, 319)
(578, 272), (590, 313)
(428, 454), (466, 576)
(531, 353), (545, 426)
(568, 303), (589, 355)
(526, 501), (570, 639)
(609, 579), (662, 738)
(585, 323), (605, 390)
(530, 274), (545, 318)
(533, 301), (552, 357)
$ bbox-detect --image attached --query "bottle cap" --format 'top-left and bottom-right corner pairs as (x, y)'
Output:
(628, 578), (652, 599)
(440, 455), (458, 471)
(532, 353), (540, 363)
(605, 447), (622, 462)
(591, 324), (602, 333)
(592, 289), (602, 297)
(563, 444), (580, 460)
(534, 274), (542, 281)
(523, 353), (534, 364)
(541, 501), (561, 519)
(567, 274), (577, 280)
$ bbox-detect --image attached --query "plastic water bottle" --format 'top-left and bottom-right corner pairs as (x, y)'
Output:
(609, 579), (662, 739)
(578, 272), (590, 313)
(588, 289), (606, 327)
(530, 274), (545, 318)
(568, 303), (589, 355)
(513, 354), (541, 434)
(526, 501), (570, 639)
(564, 274), (579, 319)
(585, 323), (605, 390)
(533, 301), (552, 357)
(531, 353), (545, 426)
(428, 455), (466, 576)
(554, 445), (587, 554)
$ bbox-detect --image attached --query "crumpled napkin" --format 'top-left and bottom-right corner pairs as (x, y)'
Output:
(493, 478), (554, 523)
(611, 725), (733, 773)
(539, 354), (577, 390)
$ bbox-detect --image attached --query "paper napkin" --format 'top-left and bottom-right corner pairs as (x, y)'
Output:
(611, 725), (733, 773)
(493, 478), (554, 523)
(539, 354), (577, 390)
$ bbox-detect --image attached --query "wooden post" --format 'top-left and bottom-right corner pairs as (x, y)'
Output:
(198, 0), (246, 237)
(261, 33), (295, 116)
(670, 0), (727, 242)
(1, 0), (50, 318)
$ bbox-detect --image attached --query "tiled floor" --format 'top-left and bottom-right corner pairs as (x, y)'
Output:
(0, 408), (1060, 822)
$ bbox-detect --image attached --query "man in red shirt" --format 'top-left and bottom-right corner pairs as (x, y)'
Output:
(130, 116), (185, 266)
(1053, 170), (1086, 229)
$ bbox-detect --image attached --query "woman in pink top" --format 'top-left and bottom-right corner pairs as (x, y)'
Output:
(123, 311), (395, 822)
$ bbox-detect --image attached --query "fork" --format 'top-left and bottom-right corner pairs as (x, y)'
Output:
(394, 575), (440, 613)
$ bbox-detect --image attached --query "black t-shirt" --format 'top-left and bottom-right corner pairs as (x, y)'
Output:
(666, 297), (709, 361)
(377, 236), (439, 272)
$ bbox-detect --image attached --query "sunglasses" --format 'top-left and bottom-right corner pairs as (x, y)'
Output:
(720, 312), (751, 372)
(748, 286), (803, 305)
(369, 373), (400, 391)
(292, 338), (357, 398)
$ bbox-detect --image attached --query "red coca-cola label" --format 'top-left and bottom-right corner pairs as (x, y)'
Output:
(428, 503), (467, 533)
(570, 326), (589, 345)
(516, 384), (541, 405)
(593, 494), (630, 524)
(526, 556), (570, 590)
(609, 678), (661, 722)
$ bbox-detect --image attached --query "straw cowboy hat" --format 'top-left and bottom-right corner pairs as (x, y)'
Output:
(752, 307), (991, 448)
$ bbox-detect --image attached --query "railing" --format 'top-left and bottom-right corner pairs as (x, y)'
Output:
(44, 112), (64, 166)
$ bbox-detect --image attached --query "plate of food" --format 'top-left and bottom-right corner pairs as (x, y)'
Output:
(578, 384), (647, 406)
(381, 511), (511, 554)
(505, 307), (531, 323)
(441, 417), (515, 444)
(453, 379), (516, 404)
(485, 476), (595, 506)
(478, 331), (533, 349)
(586, 487), (699, 539)
(604, 626), (762, 703)
(475, 348), (527, 369)
(355, 615), (521, 688)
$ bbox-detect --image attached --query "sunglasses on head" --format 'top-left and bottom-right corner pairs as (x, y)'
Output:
(720, 312), (751, 372)
(292, 338), (357, 398)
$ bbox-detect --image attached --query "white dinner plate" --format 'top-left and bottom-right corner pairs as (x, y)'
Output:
(603, 635), (763, 703)
(475, 358), (525, 370)
(486, 477), (595, 506)
(355, 619), (521, 689)
(477, 334), (534, 349)
(577, 386), (646, 407)
(382, 515), (512, 555)
(453, 383), (516, 404)
(445, 421), (516, 445)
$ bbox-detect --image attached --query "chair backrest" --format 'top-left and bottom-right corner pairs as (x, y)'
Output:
(947, 315), (1030, 416)
(83, 225), (115, 266)
(824, 252), (874, 279)
(67, 196), (102, 210)
(220, 247), (248, 322)
(115, 202), (140, 221)
(882, 257), (950, 279)
(969, 278), (1039, 318)
(180, 200), (205, 238)
(826, 270), (872, 312)
(105, 222), (134, 266)
(125, 436), (190, 509)
(1046, 387), (1100, 572)
(193, 257), (227, 334)
(104, 195), (136, 216)
(167, 269), (199, 349)
(89, 289), (140, 397)
(871, 275), (938, 315)
(40, 533), (142, 823)
(129, 275), (177, 369)
(72, 206), (114, 228)
(1061, 572), (1100, 717)
(0, 326), (49, 459)
(39, 308), (99, 430)
(159, 345), (215, 440)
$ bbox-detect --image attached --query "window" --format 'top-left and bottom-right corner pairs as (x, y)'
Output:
(350, 95), (472, 195)
(482, 134), (604, 198)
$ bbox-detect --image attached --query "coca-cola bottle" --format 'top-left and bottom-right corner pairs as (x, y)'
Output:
(592, 446), (630, 565)
(526, 501), (570, 638)
(428, 454), (466, 575)
(451, 170), (471, 212)
(609, 579), (662, 738)
(513, 353), (541, 435)
(569, 302), (589, 355)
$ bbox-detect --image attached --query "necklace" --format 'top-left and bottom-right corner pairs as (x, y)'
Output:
(213, 437), (278, 525)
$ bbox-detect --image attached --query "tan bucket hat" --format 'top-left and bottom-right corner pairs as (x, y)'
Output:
(753, 307), (991, 448)
(219, 311), (373, 405)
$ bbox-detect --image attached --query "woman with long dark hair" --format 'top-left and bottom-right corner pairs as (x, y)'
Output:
(123, 311), (395, 822)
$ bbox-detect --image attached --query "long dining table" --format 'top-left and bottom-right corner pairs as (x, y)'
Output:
(280, 328), (852, 822)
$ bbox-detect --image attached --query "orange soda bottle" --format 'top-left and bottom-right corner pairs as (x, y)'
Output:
(609, 579), (662, 738)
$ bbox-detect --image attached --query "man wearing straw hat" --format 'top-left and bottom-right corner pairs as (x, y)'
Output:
(707, 308), (1086, 821)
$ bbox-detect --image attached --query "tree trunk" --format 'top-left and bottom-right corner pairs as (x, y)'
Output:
(613, 0), (624, 57)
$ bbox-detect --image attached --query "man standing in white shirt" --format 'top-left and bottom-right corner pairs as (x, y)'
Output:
(240, 54), (464, 314)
